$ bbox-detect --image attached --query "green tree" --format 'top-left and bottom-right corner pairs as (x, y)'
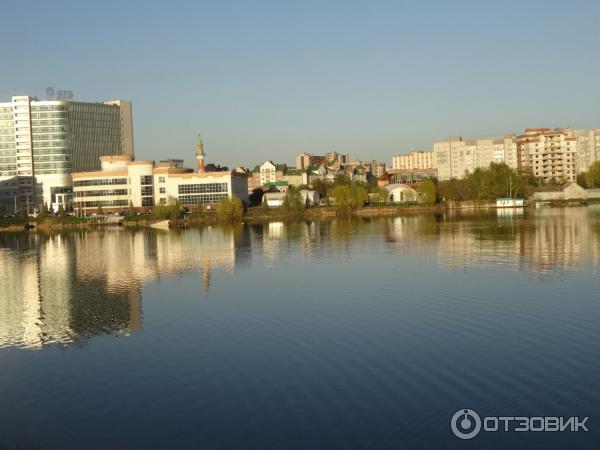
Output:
(39, 203), (48, 218)
(216, 195), (245, 220)
(0, 204), (6, 217)
(586, 161), (600, 188)
(283, 186), (304, 213)
(96, 205), (104, 216)
(57, 203), (66, 217)
(333, 173), (352, 185)
(311, 178), (329, 197)
(248, 187), (264, 207)
(19, 207), (28, 220)
(153, 197), (184, 220)
(417, 179), (437, 204)
(329, 183), (368, 210)
(577, 173), (589, 189)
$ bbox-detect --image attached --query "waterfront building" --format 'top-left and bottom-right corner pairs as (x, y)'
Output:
(433, 135), (518, 181)
(72, 143), (248, 213)
(384, 183), (418, 203)
(516, 128), (577, 183)
(574, 129), (600, 173)
(262, 192), (286, 207)
(392, 150), (434, 171)
(0, 95), (133, 212)
(532, 182), (587, 201)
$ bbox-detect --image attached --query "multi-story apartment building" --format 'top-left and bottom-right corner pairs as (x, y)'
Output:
(573, 129), (600, 174)
(72, 154), (248, 213)
(516, 128), (577, 183)
(325, 151), (348, 164)
(433, 135), (518, 180)
(392, 150), (434, 171)
(0, 95), (133, 212)
(295, 152), (348, 170)
(367, 161), (386, 178)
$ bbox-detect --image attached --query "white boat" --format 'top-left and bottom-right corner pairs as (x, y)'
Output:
(496, 198), (524, 208)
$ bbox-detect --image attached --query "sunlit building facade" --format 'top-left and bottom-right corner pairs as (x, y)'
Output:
(72, 155), (248, 213)
(0, 95), (133, 212)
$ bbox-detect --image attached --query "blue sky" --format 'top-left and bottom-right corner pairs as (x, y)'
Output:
(2, 0), (599, 168)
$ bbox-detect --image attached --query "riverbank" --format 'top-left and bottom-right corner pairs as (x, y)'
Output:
(3, 199), (598, 233)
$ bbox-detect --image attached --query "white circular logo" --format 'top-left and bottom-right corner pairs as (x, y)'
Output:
(451, 409), (481, 439)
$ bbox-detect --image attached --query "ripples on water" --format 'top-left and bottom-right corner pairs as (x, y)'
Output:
(0, 208), (599, 449)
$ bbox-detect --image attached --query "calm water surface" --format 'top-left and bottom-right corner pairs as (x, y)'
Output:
(1, 208), (599, 449)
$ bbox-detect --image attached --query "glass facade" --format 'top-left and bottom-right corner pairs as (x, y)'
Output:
(0, 106), (16, 177)
(179, 193), (228, 205)
(74, 189), (128, 198)
(0, 96), (131, 210)
(76, 199), (129, 208)
(177, 182), (229, 204)
(30, 104), (70, 175)
(73, 178), (128, 187)
(178, 183), (228, 194)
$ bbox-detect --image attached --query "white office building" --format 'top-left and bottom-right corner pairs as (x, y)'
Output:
(72, 155), (248, 213)
(0, 95), (133, 212)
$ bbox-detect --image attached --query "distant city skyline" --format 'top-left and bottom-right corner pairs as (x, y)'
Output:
(3, 0), (599, 168)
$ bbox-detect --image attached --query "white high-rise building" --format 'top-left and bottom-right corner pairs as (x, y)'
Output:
(0, 95), (133, 212)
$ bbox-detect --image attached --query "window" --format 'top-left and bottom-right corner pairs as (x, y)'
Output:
(159, 176), (165, 183)
(140, 175), (153, 185)
(159, 187), (166, 194)
(178, 183), (228, 194)
(178, 193), (228, 205)
(141, 186), (153, 196)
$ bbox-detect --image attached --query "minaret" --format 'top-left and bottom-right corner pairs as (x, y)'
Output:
(196, 132), (205, 173)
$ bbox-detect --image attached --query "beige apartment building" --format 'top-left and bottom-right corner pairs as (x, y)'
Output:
(433, 135), (518, 180)
(516, 128), (577, 183)
(573, 129), (600, 174)
(392, 150), (434, 171)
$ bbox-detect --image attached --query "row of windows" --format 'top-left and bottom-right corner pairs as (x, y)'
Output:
(73, 178), (128, 187)
(34, 162), (71, 170)
(33, 155), (70, 162)
(75, 189), (128, 198)
(31, 106), (67, 112)
(74, 199), (129, 208)
(31, 148), (70, 155)
(178, 193), (228, 204)
(178, 183), (228, 194)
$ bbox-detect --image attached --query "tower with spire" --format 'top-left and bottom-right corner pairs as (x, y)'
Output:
(196, 132), (205, 173)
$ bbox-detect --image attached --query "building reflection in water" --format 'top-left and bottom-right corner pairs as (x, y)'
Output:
(383, 207), (600, 278)
(2, 208), (600, 349)
(0, 225), (250, 349)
